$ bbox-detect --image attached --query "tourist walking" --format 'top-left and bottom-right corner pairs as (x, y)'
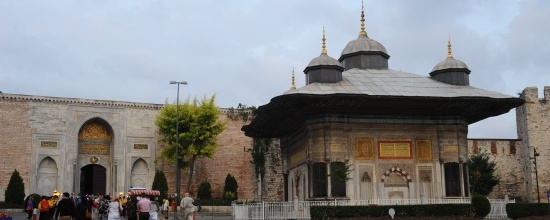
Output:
(107, 196), (122, 220)
(55, 192), (76, 220)
(38, 196), (50, 220)
(75, 194), (89, 220)
(149, 196), (160, 220)
(25, 195), (33, 219)
(48, 195), (58, 220)
(98, 195), (110, 219)
(125, 196), (138, 220)
(180, 193), (195, 220)
(136, 193), (151, 220)
(162, 198), (169, 219)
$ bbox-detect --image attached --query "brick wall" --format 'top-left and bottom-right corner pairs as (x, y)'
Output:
(0, 98), (33, 200)
(158, 114), (257, 200)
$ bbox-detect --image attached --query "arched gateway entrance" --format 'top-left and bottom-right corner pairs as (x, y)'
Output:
(80, 164), (106, 195)
(76, 119), (113, 195)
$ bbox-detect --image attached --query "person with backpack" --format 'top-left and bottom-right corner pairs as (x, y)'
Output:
(38, 196), (50, 220)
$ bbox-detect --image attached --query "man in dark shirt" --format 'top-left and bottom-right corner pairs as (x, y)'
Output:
(55, 192), (76, 220)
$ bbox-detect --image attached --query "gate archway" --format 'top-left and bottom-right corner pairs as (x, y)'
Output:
(77, 118), (113, 195)
(80, 164), (106, 195)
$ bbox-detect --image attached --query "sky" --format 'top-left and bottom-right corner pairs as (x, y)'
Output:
(1, 0), (549, 139)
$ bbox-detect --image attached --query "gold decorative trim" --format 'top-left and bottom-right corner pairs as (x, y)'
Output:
(90, 156), (99, 164)
(133, 144), (148, 150)
(80, 143), (109, 155)
(78, 122), (112, 141)
(40, 141), (58, 148)
(444, 145), (459, 153)
(356, 137), (374, 160)
(416, 140), (432, 160)
(378, 141), (412, 159)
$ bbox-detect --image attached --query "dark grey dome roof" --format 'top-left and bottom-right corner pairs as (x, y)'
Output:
(307, 53), (342, 67)
(432, 57), (469, 72)
(341, 35), (388, 56)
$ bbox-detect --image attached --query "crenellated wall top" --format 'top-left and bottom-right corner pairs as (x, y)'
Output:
(0, 93), (241, 112)
(521, 86), (550, 103)
(0, 93), (163, 109)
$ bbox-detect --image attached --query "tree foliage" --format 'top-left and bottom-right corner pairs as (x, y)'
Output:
(227, 103), (256, 121)
(250, 138), (270, 180)
(471, 194), (491, 217)
(5, 169), (25, 205)
(223, 174), (238, 201)
(197, 181), (212, 200)
(151, 169), (169, 202)
(469, 151), (500, 196)
(155, 95), (226, 191)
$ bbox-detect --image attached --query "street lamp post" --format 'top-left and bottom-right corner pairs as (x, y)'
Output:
(170, 80), (187, 219)
(533, 148), (540, 203)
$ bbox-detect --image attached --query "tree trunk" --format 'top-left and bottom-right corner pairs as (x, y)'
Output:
(186, 154), (198, 193)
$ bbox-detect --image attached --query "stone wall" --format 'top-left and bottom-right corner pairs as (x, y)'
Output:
(516, 86), (550, 203)
(467, 139), (525, 201)
(0, 94), (258, 201)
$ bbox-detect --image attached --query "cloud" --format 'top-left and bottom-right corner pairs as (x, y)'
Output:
(1, 0), (549, 139)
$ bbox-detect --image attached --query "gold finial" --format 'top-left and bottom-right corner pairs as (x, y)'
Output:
(291, 68), (296, 89)
(321, 27), (327, 54)
(359, 0), (367, 36)
(447, 36), (453, 58)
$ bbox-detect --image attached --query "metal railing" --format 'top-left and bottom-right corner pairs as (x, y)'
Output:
(232, 197), (515, 220)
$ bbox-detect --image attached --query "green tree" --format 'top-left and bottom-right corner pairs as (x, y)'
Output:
(197, 181), (212, 200)
(151, 169), (169, 202)
(4, 169), (25, 206)
(223, 174), (238, 201)
(155, 95), (225, 192)
(469, 151), (500, 196)
(250, 138), (270, 180)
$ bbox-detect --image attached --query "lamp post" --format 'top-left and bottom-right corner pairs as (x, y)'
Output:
(532, 148), (540, 203)
(170, 80), (187, 219)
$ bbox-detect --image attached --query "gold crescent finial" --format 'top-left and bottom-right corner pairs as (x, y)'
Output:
(291, 68), (296, 89)
(321, 27), (327, 54)
(359, 0), (367, 36)
(447, 35), (453, 58)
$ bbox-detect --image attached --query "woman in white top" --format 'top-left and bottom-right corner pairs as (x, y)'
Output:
(107, 196), (122, 220)
(149, 196), (160, 220)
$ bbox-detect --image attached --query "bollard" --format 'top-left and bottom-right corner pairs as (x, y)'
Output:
(32, 208), (37, 220)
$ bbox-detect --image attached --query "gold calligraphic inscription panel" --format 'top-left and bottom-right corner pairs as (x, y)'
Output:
(133, 144), (148, 150)
(78, 122), (112, 141)
(378, 142), (412, 159)
(444, 145), (459, 153)
(416, 140), (432, 160)
(41, 141), (58, 148)
(355, 137), (374, 160)
(290, 148), (306, 167)
(80, 143), (109, 155)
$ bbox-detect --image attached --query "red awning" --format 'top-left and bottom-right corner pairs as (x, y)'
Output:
(128, 189), (160, 196)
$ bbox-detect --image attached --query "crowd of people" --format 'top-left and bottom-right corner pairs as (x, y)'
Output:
(23, 191), (196, 220)
(24, 191), (197, 220)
